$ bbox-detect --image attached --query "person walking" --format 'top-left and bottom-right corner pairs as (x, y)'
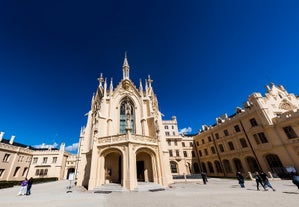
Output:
(259, 172), (276, 191)
(236, 172), (245, 188)
(253, 172), (266, 191)
(201, 172), (208, 185)
(26, 177), (33, 195)
(291, 173), (299, 189)
(17, 178), (28, 196)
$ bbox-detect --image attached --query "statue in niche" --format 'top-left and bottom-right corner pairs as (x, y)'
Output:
(125, 102), (131, 129)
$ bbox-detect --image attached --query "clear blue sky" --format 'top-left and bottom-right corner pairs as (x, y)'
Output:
(1, 1), (299, 152)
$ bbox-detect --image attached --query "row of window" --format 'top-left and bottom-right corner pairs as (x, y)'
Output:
(165, 131), (176, 136)
(32, 157), (57, 164)
(169, 150), (195, 158)
(198, 138), (249, 157)
(35, 169), (48, 176)
(0, 167), (29, 178)
(167, 140), (193, 147)
(2, 154), (31, 163)
(164, 125), (175, 130)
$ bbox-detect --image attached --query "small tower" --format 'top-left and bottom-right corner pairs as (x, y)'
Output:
(122, 52), (130, 80)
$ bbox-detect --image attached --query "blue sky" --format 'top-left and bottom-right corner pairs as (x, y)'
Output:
(1, 1), (299, 153)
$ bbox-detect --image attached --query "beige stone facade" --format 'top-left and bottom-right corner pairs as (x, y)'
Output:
(76, 55), (173, 190)
(0, 132), (75, 181)
(194, 83), (299, 178)
(163, 116), (200, 176)
(0, 133), (33, 181)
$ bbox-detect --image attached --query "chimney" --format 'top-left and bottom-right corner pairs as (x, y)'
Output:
(9, 135), (15, 144)
(0, 132), (4, 142)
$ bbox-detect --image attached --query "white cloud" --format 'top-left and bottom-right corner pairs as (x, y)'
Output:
(179, 127), (192, 135)
(33, 142), (58, 149)
(65, 142), (79, 153)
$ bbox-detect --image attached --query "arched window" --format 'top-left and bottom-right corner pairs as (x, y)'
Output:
(223, 159), (232, 173)
(170, 161), (178, 173)
(120, 98), (135, 134)
(201, 162), (207, 173)
(266, 154), (286, 177)
(233, 158), (244, 173)
(246, 157), (259, 172)
(214, 160), (223, 173)
(207, 162), (214, 173)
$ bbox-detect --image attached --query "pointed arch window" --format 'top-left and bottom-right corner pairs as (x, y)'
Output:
(120, 98), (135, 134)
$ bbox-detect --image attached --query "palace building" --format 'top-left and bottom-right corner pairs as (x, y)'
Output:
(194, 83), (299, 178)
(76, 54), (173, 190)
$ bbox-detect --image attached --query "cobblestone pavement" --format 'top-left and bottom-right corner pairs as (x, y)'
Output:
(1, 178), (298, 207)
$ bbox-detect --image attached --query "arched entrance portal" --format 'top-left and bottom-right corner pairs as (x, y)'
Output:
(67, 168), (75, 180)
(136, 151), (154, 182)
(104, 151), (122, 184)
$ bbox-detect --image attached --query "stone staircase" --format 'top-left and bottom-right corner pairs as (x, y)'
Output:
(132, 182), (166, 192)
(93, 182), (166, 193)
(93, 183), (128, 193)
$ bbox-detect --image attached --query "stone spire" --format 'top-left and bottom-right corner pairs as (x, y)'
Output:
(109, 78), (113, 97)
(122, 52), (130, 80)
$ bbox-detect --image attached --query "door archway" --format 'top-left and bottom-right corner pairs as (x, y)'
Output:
(136, 150), (154, 182)
(104, 151), (122, 184)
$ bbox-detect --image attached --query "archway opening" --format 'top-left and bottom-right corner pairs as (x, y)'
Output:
(67, 168), (75, 180)
(104, 151), (122, 184)
(136, 151), (153, 182)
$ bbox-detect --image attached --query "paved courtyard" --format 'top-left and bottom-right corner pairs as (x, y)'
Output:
(1, 178), (298, 207)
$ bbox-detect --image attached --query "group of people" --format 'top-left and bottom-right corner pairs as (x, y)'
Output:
(17, 177), (33, 196)
(236, 171), (276, 191)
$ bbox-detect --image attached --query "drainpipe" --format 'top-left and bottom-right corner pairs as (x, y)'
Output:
(211, 133), (226, 177)
(239, 120), (262, 171)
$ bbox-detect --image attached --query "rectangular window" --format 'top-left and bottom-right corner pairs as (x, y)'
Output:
(239, 138), (248, 148)
(165, 132), (170, 136)
(250, 118), (258, 127)
(165, 126), (168, 129)
(33, 157), (38, 164)
(215, 133), (219, 139)
(198, 150), (202, 157)
(35, 169), (40, 176)
(196, 141), (199, 146)
(42, 157), (48, 164)
(223, 129), (229, 136)
(204, 148), (208, 156)
(3, 153), (10, 162)
(172, 126), (174, 129)
(228, 141), (235, 150)
(183, 151), (187, 157)
(234, 125), (241, 132)
(52, 157), (57, 163)
(0, 169), (5, 177)
(174, 140), (177, 146)
(208, 136), (212, 142)
(173, 132), (175, 135)
(13, 167), (20, 177)
(253, 134), (260, 144)
(258, 132), (268, 143)
(191, 151), (195, 157)
(201, 139), (205, 144)
(169, 150), (173, 157)
(175, 150), (180, 157)
(211, 146), (216, 154)
(190, 142), (193, 147)
(283, 126), (297, 139)
(168, 141), (171, 146)
(219, 144), (224, 152)
(182, 142), (185, 147)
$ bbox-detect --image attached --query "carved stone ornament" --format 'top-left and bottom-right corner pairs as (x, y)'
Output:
(122, 79), (130, 90)
(279, 100), (294, 110)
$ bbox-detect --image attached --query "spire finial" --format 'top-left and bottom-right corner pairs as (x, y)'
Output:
(122, 52), (130, 79)
(98, 73), (104, 87)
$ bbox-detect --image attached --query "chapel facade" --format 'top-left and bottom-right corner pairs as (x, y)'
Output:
(76, 55), (173, 190)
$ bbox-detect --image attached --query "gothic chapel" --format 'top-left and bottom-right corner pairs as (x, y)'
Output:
(76, 54), (173, 190)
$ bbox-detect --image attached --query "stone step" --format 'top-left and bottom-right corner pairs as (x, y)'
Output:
(133, 182), (166, 192)
(93, 183), (128, 193)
